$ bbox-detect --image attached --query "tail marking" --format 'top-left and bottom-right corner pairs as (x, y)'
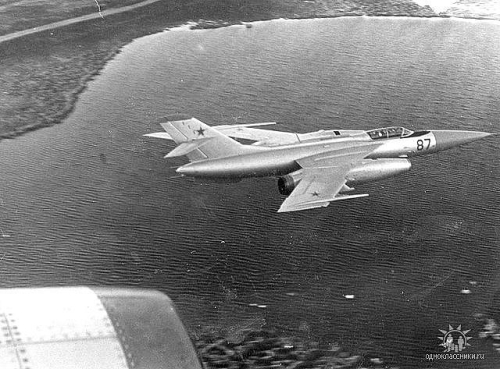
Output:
(159, 115), (249, 162)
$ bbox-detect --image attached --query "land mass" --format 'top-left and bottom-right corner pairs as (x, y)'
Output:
(1, 0), (499, 139)
(0, 0), (449, 138)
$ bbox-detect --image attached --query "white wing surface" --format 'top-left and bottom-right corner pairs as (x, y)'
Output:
(278, 143), (381, 212)
(0, 287), (202, 369)
(0, 287), (127, 369)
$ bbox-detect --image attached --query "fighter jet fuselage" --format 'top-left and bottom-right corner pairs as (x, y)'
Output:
(145, 115), (492, 212)
(175, 129), (476, 178)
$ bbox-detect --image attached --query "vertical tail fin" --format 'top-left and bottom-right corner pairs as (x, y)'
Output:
(160, 115), (247, 162)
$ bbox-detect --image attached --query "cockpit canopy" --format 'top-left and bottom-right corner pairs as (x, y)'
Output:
(367, 127), (414, 140)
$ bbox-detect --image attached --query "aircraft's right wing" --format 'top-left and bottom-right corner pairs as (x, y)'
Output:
(0, 287), (202, 369)
(278, 143), (381, 212)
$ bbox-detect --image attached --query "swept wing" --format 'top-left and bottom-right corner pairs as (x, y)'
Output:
(145, 122), (367, 146)
(215, 125), (300, 145)
(278, 143), (381, 212)
(217, 127), (369, 146)
(144, 122), (277, 142)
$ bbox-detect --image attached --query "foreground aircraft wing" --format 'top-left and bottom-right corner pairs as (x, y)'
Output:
(0, 287), (202, 369)
(143, 131), (173, 140)
(278, 143), (381, 212)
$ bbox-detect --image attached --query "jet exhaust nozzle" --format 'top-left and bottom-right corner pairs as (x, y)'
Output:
(278, 172), (302, 196)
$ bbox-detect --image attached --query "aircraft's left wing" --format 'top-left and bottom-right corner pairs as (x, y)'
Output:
(215, 125), (300, 145)
(278, 143), (381, 212)
(144, 122), (281, 143)
(145, 122), (365, 147)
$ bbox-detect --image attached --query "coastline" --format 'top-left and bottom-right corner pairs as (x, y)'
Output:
(1, 0), (499, 140)
(190, 12), (500, 32)
(0, 0), (186, 139)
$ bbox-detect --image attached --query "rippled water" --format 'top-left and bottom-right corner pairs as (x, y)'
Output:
(0, 17), (499, 367)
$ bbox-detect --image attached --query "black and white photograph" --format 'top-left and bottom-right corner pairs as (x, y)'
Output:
(0, 0), (499, 368)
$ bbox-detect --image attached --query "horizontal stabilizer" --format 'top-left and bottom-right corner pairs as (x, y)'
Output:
(158, 116), (249, 161)
(164, 137), (215, 158)
(143, 132), (173, 140)
(215, 122), (277, 129)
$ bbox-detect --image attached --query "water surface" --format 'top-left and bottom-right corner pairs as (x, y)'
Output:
(0, 17), (499, 367)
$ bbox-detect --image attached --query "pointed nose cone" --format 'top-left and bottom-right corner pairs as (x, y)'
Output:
(433, 130), (492, 152)
(176, 165), (194, 176)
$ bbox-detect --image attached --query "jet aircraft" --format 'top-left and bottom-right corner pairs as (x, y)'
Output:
(145, 115), (492, 212)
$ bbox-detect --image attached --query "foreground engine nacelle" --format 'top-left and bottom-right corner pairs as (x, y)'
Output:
(277, 159), (410, 196)
(346, 158), (411, 185)
(278, 171), (303, 195)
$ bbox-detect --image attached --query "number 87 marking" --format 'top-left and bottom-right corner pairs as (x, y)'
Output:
(417, 139), (431, 151)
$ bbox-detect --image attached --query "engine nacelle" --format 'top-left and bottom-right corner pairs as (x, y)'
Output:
(278, 159), (410, 196)
(346, 158), (411, 185)
(278, 171), (303, 195)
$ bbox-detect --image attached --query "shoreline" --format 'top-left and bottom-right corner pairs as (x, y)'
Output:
(189, 13), (500, 31)
(0, 47), (124, 139)
(0, 0), (187, 140)
(1, 0), (500, 141)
